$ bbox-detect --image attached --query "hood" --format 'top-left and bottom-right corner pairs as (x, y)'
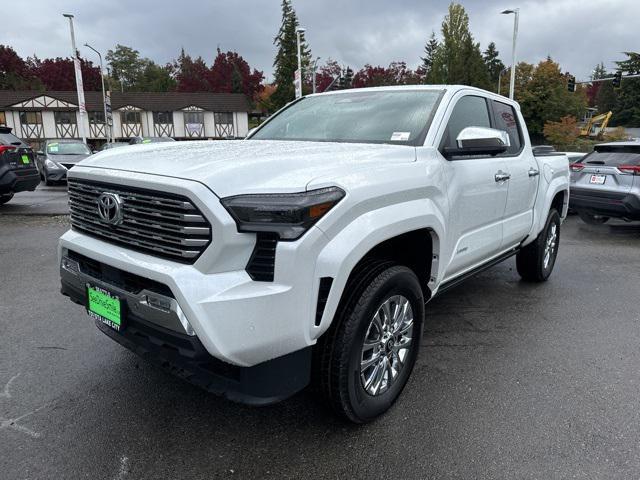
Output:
(49, 153), (91, 165)
(77, 140), (416, 197)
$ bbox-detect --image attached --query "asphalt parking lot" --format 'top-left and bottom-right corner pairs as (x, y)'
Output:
(1, 213), (639, 479)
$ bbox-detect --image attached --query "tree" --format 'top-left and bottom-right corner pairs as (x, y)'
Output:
(0, 45), (42, 90)
(352, 62), (419, 88)
(483, 42), (505, 90)
(173, 49), (210, 92)
(209, 49), (264, 99)
(429, 3), (491, 89)
(613, 52), (640, 126)
(585, 62), (607, 107)
(421, 32), (439, 82)
(106, 44), (146, 91)
(517, 58), (587, 137)
(314, 59), (341, 93)
(136, 61), (176, 92)
(543, 115), (580, 150)
(29, 56), (102, 91)
(271, 0), (311, 110)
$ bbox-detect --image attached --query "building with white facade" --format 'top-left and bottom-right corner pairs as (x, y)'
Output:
(0, 90), (251, 148)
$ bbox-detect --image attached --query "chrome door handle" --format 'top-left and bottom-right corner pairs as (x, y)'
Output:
(495, 172), (511, 182)
(528, 168), (540, 177)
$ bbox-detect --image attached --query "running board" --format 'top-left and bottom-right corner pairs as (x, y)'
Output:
(433, 248), (520, 298)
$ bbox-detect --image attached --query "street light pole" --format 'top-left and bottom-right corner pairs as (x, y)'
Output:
(501, 8), (519, 100)
(296, 27), (306, 98)
(497, 66), (509, 95)
(312, 57), (320, 94)
(63, 13), (87, 143)
(84, 43), (111, 143)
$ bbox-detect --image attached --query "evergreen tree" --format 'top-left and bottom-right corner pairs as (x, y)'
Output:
(483, 42), (505, 89)
(421, 32), (439, 82)
(429, 3), (491, 89)
(271, 0), (311, 110)
(614, 52), (640, 126)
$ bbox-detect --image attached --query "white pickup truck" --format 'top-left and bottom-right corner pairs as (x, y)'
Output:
(59, 85), (569, 423)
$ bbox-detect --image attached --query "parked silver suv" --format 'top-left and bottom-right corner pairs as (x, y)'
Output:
(570, 141), (640, 224)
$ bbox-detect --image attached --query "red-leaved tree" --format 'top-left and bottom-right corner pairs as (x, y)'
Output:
(30, 56), (102, 91)
(209, 49), (264, 99)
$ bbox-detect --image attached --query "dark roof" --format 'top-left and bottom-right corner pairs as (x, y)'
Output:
(0, 90), (251, 112)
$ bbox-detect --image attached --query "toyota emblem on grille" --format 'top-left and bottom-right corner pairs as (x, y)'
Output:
(97, 193), (124, 226)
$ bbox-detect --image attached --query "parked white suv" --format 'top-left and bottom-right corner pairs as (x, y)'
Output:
(59, 86), (569, 422)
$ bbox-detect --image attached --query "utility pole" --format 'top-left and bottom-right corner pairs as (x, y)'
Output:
(312, 57), (320, 94)
(501, 8), (519, 100)
(63, 14), (87, 143)
(84, 43), (111, 143)
(295, 27), (306, 99)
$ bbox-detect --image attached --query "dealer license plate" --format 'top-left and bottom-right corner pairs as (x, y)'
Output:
(86, 284), (124, 332)
(590, 174), (606, 185)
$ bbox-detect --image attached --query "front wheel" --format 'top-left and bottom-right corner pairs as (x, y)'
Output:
(315, 262), (424, 423)
(516, 209), (561, 282)
(0, 192), (14, 205)
(578, 211), (609, 225)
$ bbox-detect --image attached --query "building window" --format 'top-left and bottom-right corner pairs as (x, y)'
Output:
(54, 111), (78, 138)
(120, 110), (142, 138)
(153, 111), (174, 137)
(89, 111), (107, 139)
(184, 111), (204, 137)
(214, 112), (234, 138)
(0, 112), (6, 126)
(19, 111), (44, 139)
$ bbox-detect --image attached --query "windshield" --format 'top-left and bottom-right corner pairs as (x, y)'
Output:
(251, 90), (443, 145)
(47, 142), (91, 155)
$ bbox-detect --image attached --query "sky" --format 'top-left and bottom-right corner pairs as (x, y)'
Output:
(3, 0), (638, 84)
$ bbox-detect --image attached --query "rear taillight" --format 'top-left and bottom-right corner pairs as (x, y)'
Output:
(618, 165), (640, 175)
(570, 163), (585, 172)
(0, 145), (16, 155)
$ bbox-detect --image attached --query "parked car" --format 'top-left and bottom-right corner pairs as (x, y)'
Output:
(129, 136), (175, 145)
(101, 142), (130, 151)
(570, 140), (640, 224)
(58, 86), (569, 423)
(36, 139), (92, 185)
(0, 126), (39, 205)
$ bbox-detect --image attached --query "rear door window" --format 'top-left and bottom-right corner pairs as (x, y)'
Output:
(491, 100), (522, 155)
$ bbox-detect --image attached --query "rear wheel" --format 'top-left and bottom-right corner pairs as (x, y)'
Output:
(578, 211), (609, 225)
(516, 209), (561, 282)
(0, 192), (14, 205)
(315, 261), (424, 423)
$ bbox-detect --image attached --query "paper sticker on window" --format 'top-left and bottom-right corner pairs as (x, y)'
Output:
(390, 132), (410, 141)
(48, 145), (59, 152)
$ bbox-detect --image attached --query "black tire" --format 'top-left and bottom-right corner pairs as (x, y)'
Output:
(314, 260), (424, 423)
(45, 177), (54, 186)
(516, 209), (561, 282)
(0, 192), (14, 205)
(577, 211), (609, 225)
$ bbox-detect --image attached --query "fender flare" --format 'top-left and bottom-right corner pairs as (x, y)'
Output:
(310, 198), (446, 338)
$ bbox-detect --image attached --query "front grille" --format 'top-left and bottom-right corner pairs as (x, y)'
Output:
(68, 179), (211, 262)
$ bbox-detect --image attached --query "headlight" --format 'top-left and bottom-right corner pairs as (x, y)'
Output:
(45, 159), (59, 168)
(221, 187), (345, 240)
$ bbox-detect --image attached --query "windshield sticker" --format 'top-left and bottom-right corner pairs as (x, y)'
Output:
(142, 139), (152, 144)
(390, 132), (410, 141)
(48, 145), (59, 152)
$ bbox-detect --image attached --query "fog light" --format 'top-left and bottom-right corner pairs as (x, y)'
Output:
(61, 256), (80, 275)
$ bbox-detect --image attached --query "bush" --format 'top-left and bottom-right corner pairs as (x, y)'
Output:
(543, 115), (580, 150)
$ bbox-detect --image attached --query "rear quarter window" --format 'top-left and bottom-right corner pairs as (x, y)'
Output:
(491, 100), (522, 155)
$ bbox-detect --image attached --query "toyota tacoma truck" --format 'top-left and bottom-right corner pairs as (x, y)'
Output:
(59, 86), (569, 423)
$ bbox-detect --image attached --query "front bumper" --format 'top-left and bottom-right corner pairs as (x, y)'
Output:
(45, 165), (68, 182)
(60, 249), (311, 405)
(569, 187), (640, 220)
(0, 165), (39, 194)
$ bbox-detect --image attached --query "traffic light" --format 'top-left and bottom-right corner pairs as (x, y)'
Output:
(567, 75), (576, 92)
(613, 71), (622, 89)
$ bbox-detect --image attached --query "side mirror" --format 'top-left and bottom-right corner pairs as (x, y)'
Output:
(92, 150), (98, 154)
(443, 126), (510, 158)
(37, 150), (44, 156)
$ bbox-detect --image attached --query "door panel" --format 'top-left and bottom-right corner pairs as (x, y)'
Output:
(442, 155), (508, 277)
